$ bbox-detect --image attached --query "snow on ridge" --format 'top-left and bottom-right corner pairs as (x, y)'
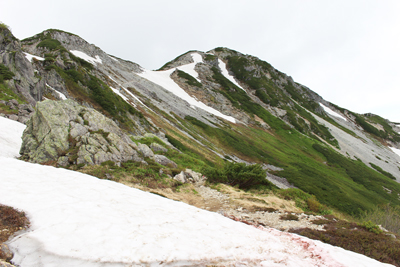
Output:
(46, 83), (67, 100)
(175, 52), (203, 82)
(70, 50), (102, 65)
(108, 55), (118, 62)
(319, 103), (348, 121)
(218, 59), (246, 92)
(138, 53), (237, 123)
(23, 52), (44, 62)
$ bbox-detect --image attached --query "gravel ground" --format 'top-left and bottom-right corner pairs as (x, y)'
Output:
(195, 184), (326, 231)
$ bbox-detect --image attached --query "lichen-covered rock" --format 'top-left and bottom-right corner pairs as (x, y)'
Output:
(20, 99), (142, 166)
(137, 143), (154, 158)
(154, 155), (177, 168)
(150, 143), (168, 153)
(172, 169), (205, 184)
(173, 171), (187, 183)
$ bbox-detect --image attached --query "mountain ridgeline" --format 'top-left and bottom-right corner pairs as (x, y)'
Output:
(1, 24), (400, 216)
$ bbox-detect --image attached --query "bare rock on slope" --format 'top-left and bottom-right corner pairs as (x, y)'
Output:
(20, 99), (142, 166)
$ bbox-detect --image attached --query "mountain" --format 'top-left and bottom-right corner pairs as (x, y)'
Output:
(1, 24), (400, 218)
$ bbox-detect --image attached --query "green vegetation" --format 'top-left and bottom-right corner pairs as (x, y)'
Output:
(157, 50), (197, 71)
(133, 135), (166, 147)
(224, 54), (338, 146)
(45, 61), (146, 131)
(355, 114), (387, 139)
(185, 116), (280, 162)
(366, 114), (400, 142)
(211, 66), (287, 130)
(0, 63), (14, 82)
(204, 54), (216, 61)
(291, 216), (400, 266)
(370, 163), (396, 180)
(176, 70), (202, 87)
(202, 162), (273, 190)
(0, 64), (26, 113)
(280, 213), (299, 221)
(22, 29), (78, 43)
(361, 204), (400, 235)
(0, 22), (9, 30)
(37, 38), (62, 51)
(359, 220), (383, 234)
(180, 111), (400, 216)
(307, 143), (400, 214)
(277, 188), (331, 214)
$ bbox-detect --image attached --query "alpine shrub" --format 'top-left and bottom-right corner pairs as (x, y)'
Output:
(202, 162), (272, 190)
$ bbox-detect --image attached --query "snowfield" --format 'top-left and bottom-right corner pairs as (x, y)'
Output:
(138, 53), (237, 123)
(23, 52), (44, 62)
(319, 103), (348, 121)
(70, 50), (103, 65)
(390, 147), (400, 158)
(218, 58), (246, 92)
(0, 116), (394, 266)
(46, 83), (67, 100)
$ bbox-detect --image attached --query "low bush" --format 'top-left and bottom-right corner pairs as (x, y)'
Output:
(280, 213), (299, 221)
(360, 204), (400, 235)
(370, 163), (396, 180)
(177, 70), (202, 87)
(360, 220), (383, 234)
(202, 162), (273, 190)
(278, 188), (331, 214)
(290, 217), (400, 266)
(0, 64), (14, 81)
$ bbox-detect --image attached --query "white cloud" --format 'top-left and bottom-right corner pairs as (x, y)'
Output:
(1, 0), (399, 121)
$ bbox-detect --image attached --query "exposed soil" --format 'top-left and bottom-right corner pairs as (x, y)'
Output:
(0, 204), (29, 266)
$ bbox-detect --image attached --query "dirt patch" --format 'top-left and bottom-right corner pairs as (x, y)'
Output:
(0, 205), (29, 264)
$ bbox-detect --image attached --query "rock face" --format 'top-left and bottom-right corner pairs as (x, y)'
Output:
(173, 169), (205, 184)
(20, 99), (142, 166)
(0, 99), (35, 124)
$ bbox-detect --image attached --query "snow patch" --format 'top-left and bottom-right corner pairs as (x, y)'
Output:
(175, 53), (203, 82)
(320, 103), (347, 121)
(138, 53), (236, 123)
(108, 55), (118, 62)
(218, 59), (246, 92)
(390, 147), (400, 158)
(46, 83), (67, 100)
(0, 117), (393, 266)
(0, 117), (25, 158)
(23, 52), (44, 62)
(70, 50), (102, 65)
(108, 76), (147, 108)
(110, 86), (130, 103)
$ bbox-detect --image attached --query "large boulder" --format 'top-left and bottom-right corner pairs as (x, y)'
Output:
(20, 99), (142, 166)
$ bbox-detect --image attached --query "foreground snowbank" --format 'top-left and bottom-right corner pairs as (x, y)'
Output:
(0, 117), (393, 266)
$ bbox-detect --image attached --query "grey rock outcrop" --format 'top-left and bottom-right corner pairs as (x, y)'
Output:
(150, 143), (168, 153)
(173, 169), (205, 184)
(137, 143), (154, 158)
(154, 155), (177, 168)
(20, 99), (142, 166)
(0, 99), (35, 124)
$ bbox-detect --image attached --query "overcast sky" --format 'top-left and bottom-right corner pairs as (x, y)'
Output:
(2, 0), (399, 123)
